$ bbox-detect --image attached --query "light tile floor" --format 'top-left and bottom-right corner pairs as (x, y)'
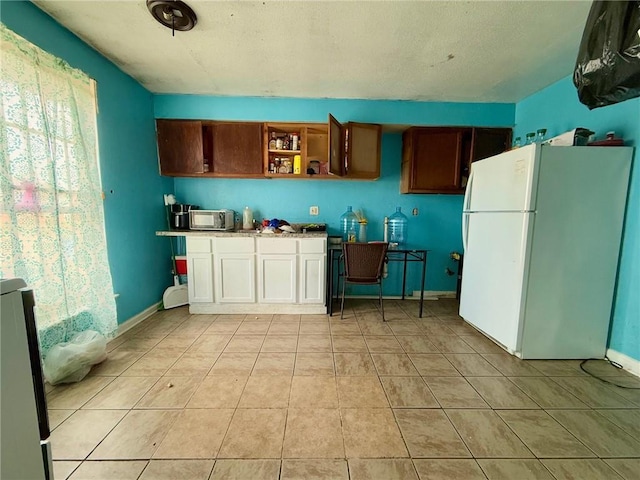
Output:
(48, 299), (640, 479)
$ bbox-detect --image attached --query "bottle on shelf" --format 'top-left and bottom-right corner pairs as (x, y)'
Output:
(242, 206), (253, 230)
(525, 132), (535, 145)
(292, 133), (299, 151)
(268, 132), (277, 150)
(536, 128), (547, 143)
(388, 207), (408, 246)
(358, 222), (367, 243)
(347, 226), (357, 243)
(340, 206), (359, 242)
(275, 135), (283, 150)
(512, 137), (521, 149)
(283, 134), (290, 150)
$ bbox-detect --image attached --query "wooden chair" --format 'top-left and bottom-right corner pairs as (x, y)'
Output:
(340, 242), (389, 321)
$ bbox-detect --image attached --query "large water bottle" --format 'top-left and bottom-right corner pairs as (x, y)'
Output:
(388, 207), (408, 246)
(340, 206), (359, 242)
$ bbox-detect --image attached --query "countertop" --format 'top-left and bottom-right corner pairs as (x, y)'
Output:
(156, 230), (328, 239)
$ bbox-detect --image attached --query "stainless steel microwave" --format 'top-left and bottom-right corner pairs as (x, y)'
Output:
(189, 209), (235, 231)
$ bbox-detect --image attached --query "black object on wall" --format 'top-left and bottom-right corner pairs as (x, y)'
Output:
(574, 1), (640, 109)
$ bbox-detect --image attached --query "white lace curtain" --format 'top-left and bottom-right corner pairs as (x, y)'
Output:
(0, 24), (117, 356)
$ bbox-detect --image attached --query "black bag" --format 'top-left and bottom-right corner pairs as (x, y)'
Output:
(573, 1), (640, 109)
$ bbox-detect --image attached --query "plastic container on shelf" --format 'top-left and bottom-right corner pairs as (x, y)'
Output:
(340, 206), (359, 242)
(242, 206), (253, 230)
(512, 137), (522, 149)
(358, 222), (367, 243)
(388, 207), (408, 246)
(525, 132), (536, 145)
(174, 256), (187, 275)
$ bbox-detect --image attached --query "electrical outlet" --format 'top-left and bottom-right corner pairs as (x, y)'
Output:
(310, 206), (319, 216)
(412, 207), (419, 216)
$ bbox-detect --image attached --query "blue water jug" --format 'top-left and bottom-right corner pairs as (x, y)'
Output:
(340, 206), (359, 242)
(388, 207), (408, 246)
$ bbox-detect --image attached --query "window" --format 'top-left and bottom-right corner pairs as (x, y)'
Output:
(0, 24), (117, 355)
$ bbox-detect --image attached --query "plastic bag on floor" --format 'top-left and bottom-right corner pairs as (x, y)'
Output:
(43, 330), (107, 385)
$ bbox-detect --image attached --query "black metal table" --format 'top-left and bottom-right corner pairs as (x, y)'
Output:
(326, 245), (429, 317)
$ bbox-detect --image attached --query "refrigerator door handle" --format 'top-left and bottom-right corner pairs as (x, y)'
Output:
(462, 169), (474, 252)
(462, 212), (468, 252)
(463, 168), (475, 212)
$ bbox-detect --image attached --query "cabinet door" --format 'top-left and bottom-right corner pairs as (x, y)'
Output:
(187, 253), (214, 303)
(346, 122), (382, 179)
(299, 254), (326, 304)
(215, 254), (256, 303)
(211, 122), (263, 175)
(471, 128), (512, 162)
(328, 114), (344, 176)
(258, 255), (297, 303)
(156, 120), (204, 175)
(402, 127), (469, 193)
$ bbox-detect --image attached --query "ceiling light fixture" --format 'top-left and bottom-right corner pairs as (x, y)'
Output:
(147, 0), (197, 37)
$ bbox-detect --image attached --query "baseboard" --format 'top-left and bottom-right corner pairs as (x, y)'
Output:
(189, 303), (326, 315)
(606, 348), (640, 378)
(412, 290), (457, 300)
(342, 291), (456, 301)
(116, 301), (162, 337)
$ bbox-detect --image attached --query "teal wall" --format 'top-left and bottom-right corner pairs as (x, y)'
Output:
(156, 95), (514, 295)
(1, 1), (173, 324)
(515, 76), (640, 361)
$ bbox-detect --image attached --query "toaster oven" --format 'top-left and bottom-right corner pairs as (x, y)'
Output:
(189, 209), (235, 231)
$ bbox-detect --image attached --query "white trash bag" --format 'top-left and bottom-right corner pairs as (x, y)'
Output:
(43, 330), (107, 385)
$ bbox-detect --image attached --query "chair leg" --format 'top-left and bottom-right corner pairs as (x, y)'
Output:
(340, 279), (346, 320)
(379, 281), (385, 322)
(334, 273), (341, 317)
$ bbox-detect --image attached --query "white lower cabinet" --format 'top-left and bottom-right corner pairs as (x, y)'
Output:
(213, 237), (256, 303)
(185, 234), (326, 314)
(186, 237), (214, 303)
(258, 255), (297, 303)
(215, 254), (256, 303)
(187, 253), (214, 303)
(299, 254), (326, 303)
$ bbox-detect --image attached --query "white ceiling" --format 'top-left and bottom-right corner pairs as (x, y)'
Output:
(33, 0), (592, 103)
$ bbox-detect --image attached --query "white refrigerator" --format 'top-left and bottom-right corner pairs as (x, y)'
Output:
(1, 278), (52, 480)
(459, 144), (632, 359)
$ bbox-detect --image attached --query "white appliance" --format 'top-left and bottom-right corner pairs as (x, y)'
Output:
(1, 278), (52, 480)
(460, 144), (632, 359)
(189, 209), (235, 231)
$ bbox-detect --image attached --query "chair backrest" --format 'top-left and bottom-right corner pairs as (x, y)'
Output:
(342, 242), (388, 282)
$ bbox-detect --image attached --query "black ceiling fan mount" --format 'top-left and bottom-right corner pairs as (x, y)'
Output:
(147, 0), (197, 36)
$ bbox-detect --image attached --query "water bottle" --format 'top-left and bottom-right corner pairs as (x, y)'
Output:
(340, 206), (359, 242)
(242, 206), (253, 230)
(388, 207), (408, 246)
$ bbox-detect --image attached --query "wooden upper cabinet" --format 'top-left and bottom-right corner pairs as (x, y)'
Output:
(345, 122), (382, 179)
(263, 115), (381, 180)
(401, 127), (470, 194)
(328, 114), (344, 176)
(157, 120), (263, 177)
(156, 119), (204, 175)
(401, 126), (511, 194)
(327, 116), (383, 179)
(471, 128), (512, 162)
(210, 122), (263, 176)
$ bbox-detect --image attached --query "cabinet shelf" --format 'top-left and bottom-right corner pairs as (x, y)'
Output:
(265, 172), (332, 179)
(268, 149), (301, 155)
